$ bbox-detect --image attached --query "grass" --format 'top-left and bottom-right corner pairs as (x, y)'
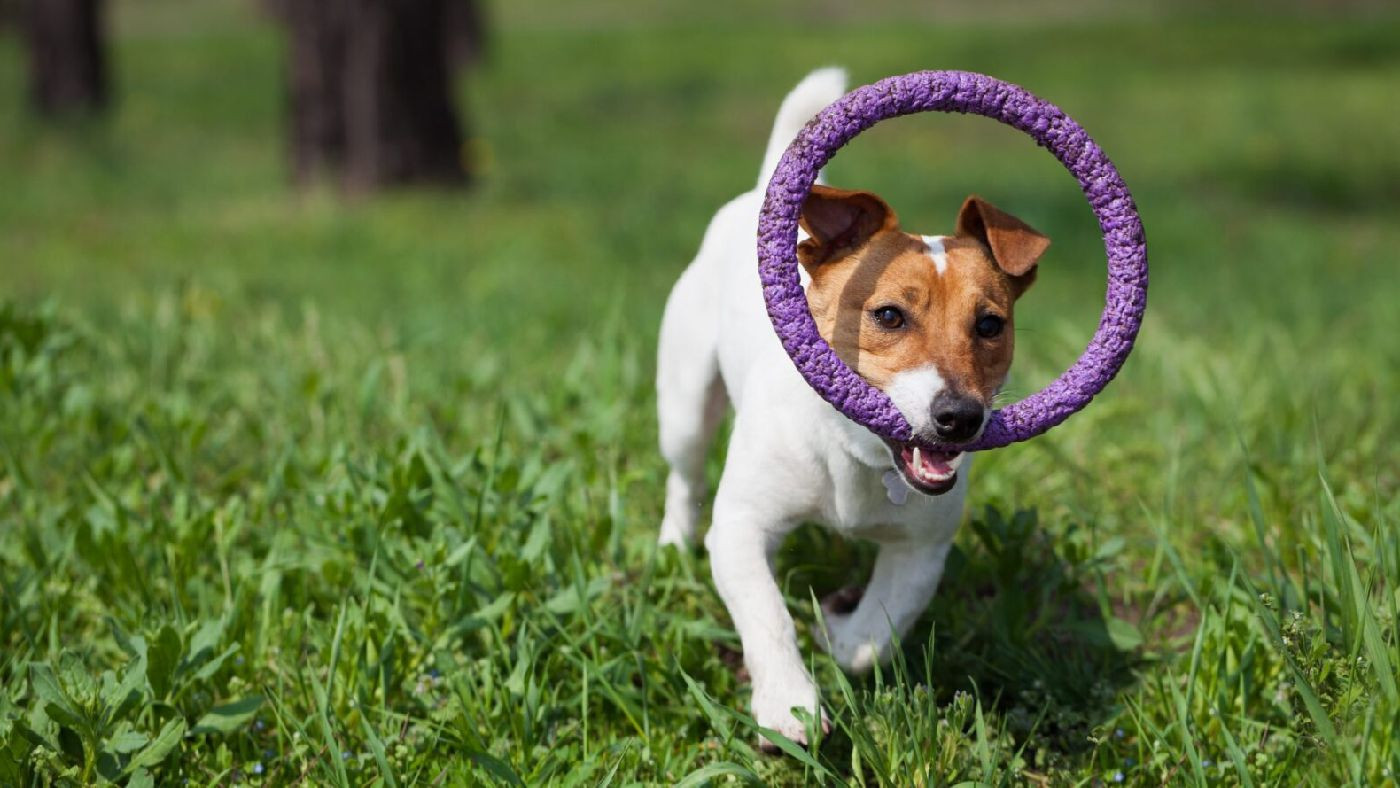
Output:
(1, 1), (1399, 784)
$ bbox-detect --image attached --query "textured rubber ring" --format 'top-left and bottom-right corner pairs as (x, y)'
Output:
(758, 70), (1147, 451)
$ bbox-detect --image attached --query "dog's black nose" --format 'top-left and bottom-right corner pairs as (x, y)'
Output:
(930, 393), (984, 442)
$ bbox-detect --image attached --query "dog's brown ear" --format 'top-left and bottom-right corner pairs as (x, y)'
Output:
(955, 196), (1049, 291)
(798, 185), (898, 269)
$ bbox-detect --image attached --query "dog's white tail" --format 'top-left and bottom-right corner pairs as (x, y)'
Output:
(756, 67), (847, 190)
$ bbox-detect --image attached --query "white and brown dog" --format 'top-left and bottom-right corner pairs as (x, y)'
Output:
(655, 68), (1049, 746)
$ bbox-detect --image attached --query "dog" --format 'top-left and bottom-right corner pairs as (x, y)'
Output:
(655, 67), (1049, 747)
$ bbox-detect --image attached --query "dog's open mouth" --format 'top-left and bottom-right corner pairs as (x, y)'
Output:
(886, 440), (962, 496)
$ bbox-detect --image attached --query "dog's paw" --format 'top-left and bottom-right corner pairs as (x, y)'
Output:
(818, 616), (881, 673)
(660, 520), (694, 551)
(823, 630), (882, 674)
(657, 512), (696, 549)
(751, 680), (827, 751)
(817, 589), (884, 674)
(657, 527), (688, 549)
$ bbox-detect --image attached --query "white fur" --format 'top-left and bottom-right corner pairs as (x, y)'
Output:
(921, 235), (949, 275)
(656, 69), (969, 747)
(757, 66), (848, 189)
(885, 363), (946, 436)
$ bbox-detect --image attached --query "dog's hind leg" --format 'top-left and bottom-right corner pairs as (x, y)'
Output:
(656, 264), (728, 548)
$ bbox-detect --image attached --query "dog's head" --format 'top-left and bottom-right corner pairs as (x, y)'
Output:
(799, 185), (1049, 495)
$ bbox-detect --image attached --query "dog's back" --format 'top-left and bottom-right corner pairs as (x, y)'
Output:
(654, 69), (847, 547)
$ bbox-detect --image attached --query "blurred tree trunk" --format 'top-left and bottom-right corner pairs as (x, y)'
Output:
(279, 0), (483, 191)
(282, 0), (348, 183)
(24, 0), (109, 116)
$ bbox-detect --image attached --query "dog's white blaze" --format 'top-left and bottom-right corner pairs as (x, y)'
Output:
(921, 235), (949, 275)
(885, 363), (946, 434)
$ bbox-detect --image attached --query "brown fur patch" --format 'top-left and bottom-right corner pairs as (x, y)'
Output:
(956, 195), (1050, 286)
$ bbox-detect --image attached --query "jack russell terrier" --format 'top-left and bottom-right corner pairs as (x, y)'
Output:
(655, 67), (1050, 747)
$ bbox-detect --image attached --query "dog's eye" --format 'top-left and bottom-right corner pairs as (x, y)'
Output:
(975, 315), (1005, 339)
(872, 306), (905, 330)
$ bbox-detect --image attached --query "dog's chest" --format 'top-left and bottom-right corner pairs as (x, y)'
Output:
(815, 455), (962, 543)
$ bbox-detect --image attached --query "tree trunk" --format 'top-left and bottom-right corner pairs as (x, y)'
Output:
(283, 0), (349, 183)
(24, 0), (108, 116)
(281, 0), (476, 190)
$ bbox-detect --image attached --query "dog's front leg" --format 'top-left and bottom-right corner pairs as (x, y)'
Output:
(705, 511), (825, 749)
(820, 539), (952, 672)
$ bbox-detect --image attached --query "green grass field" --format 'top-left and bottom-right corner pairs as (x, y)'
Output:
(2, 2), (1399, 784)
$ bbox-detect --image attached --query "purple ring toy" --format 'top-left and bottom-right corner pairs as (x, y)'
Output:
(758, 70), (1147, 451)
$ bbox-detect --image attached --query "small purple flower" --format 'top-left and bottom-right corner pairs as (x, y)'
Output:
(1113, 772), (1124, 783)
(1124, 757), (1135, 767)
(342, 750), (353, 760)
(1114, 728), (1124, 739)
(253, 719), (266, 731)
(252, 762), (264, 775)
(1202, 759), (1213, 768)
(416, 560), (426, 571)
(429, 668), (441, 679)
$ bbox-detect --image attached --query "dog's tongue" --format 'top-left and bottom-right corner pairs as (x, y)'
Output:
(901, 444), (959, 483)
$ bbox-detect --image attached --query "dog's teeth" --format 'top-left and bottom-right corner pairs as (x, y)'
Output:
(912, 446), (923, 471)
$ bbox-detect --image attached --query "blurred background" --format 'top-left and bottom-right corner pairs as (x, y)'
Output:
(1, 0), (1396, 489)
(1, 0), (1398, 782)
(3, 0), (1397, 345)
